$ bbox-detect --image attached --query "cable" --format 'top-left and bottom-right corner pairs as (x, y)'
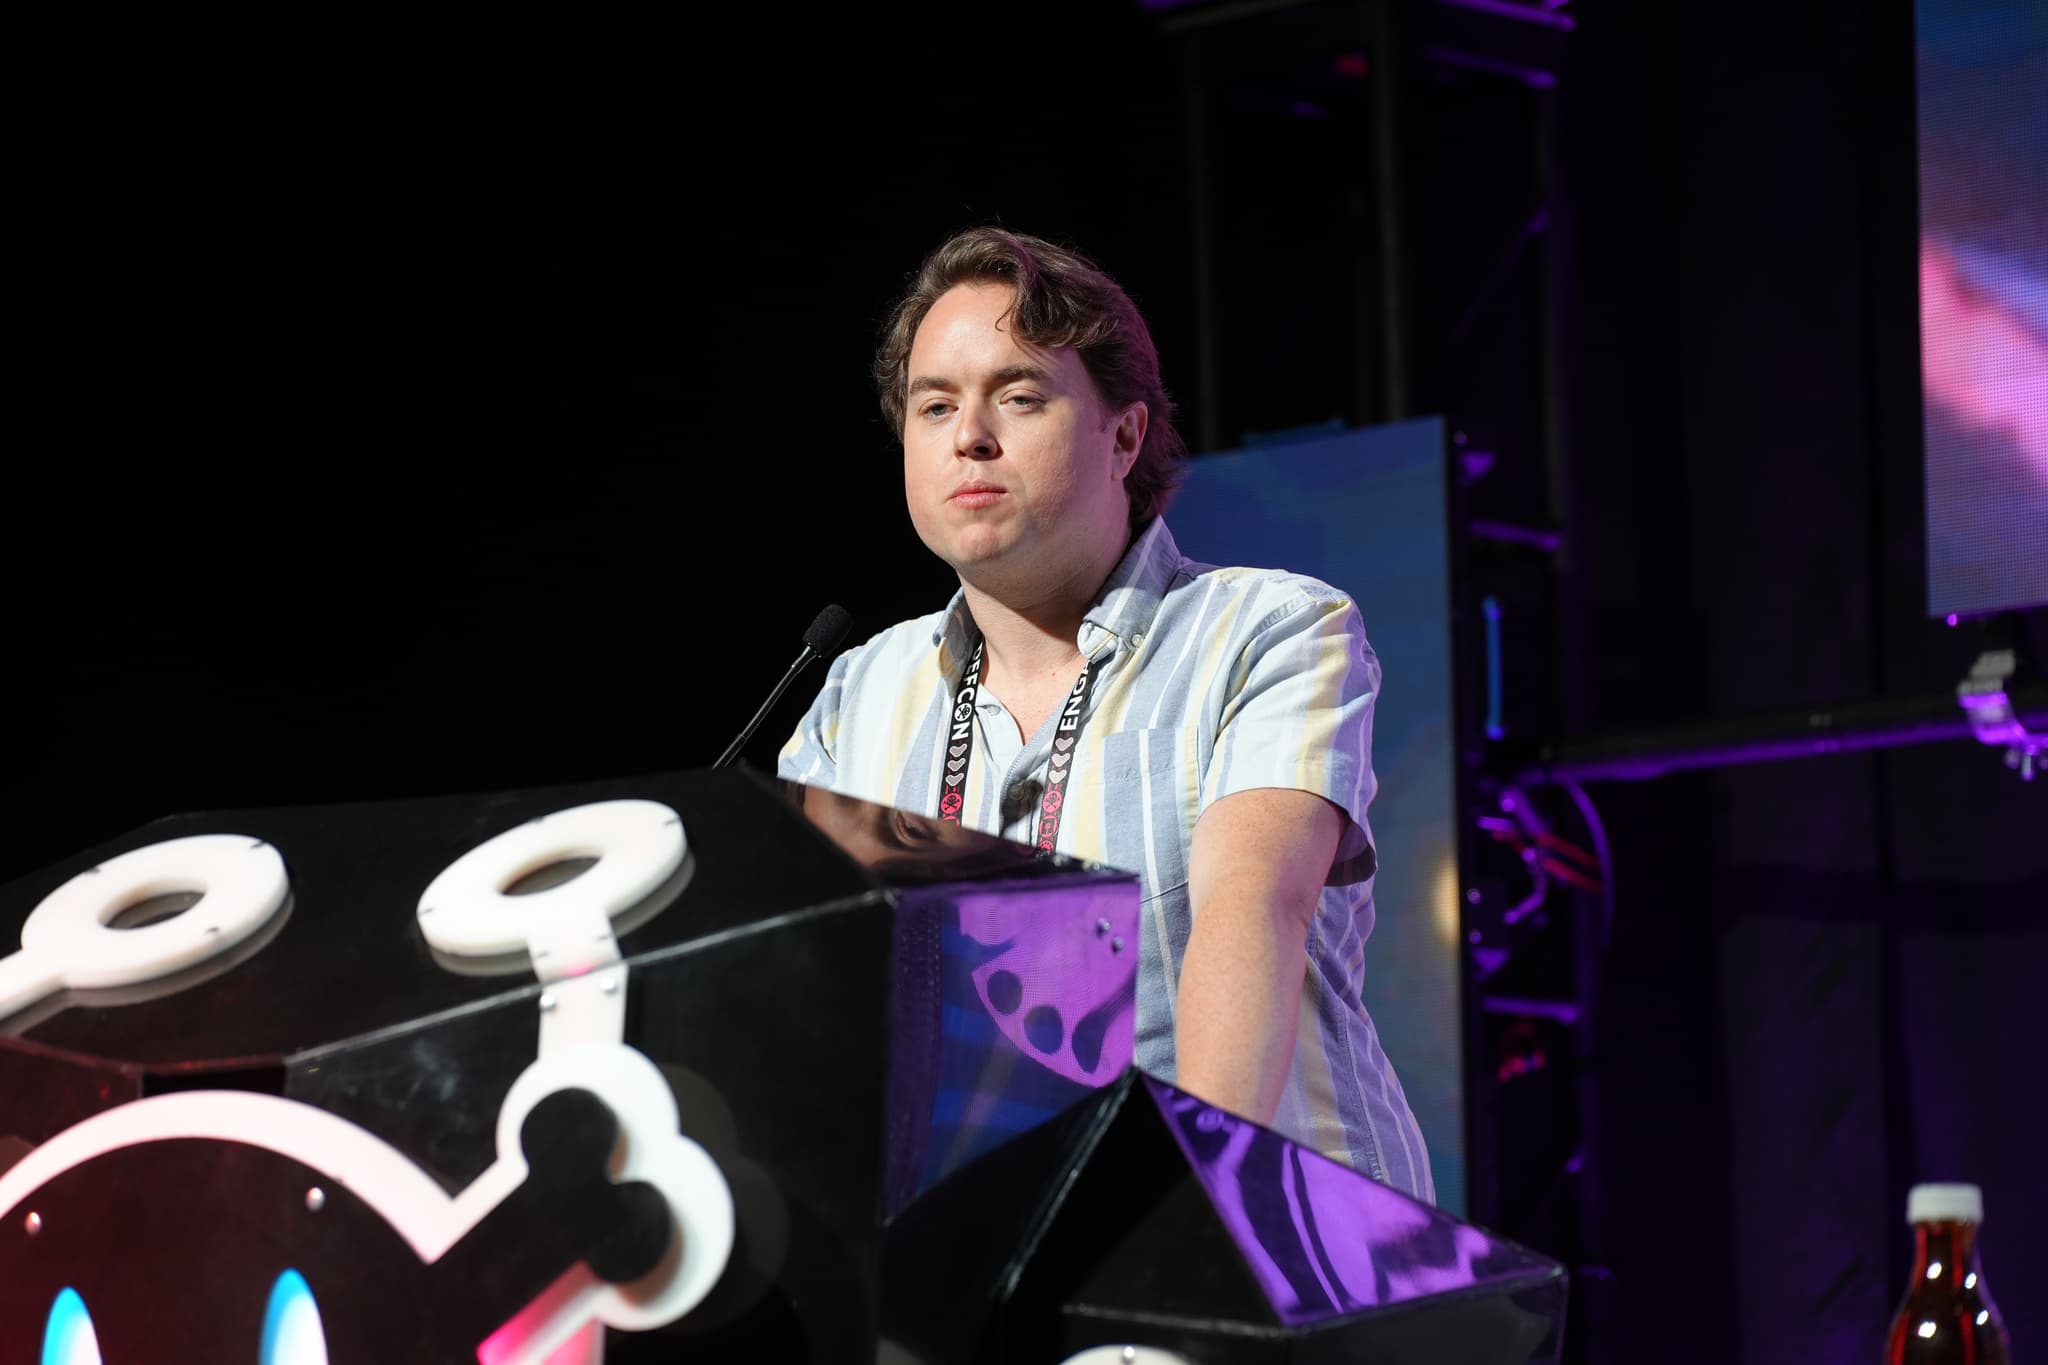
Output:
(1558, 776), (1614, 951)
(1542, 859), (1605, 896)
(1532, 830), (1599, 869)
(1483, 796), (1605, 908)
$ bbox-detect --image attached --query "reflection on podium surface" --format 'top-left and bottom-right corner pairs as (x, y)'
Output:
(791, 778), (1092, 885)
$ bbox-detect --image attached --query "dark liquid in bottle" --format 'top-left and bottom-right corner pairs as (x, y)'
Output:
(1885, 1219), (2010, 1364)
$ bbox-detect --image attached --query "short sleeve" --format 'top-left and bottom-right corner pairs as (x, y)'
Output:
(776, 647), (853, 790)
(1200, 590), (1381, 884)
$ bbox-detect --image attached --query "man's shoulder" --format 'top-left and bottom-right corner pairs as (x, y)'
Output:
(1160, 555), (1358, 627)
(837, 607), (950, 675)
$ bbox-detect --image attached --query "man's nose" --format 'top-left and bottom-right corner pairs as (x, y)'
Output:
(953, 402), (999, 459)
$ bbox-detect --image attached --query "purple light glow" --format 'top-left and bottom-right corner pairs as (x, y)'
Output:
(1435, 0), (1577, 28)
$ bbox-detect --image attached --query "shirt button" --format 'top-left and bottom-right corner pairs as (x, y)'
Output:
(1130, 631), (1145, 646)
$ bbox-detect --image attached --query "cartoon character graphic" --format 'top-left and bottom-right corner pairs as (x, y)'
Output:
(1, 803), (735, 1365)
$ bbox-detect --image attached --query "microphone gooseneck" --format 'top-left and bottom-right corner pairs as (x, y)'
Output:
(712, 604), (855, 771)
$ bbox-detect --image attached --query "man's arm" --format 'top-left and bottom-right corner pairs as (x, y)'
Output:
(1174, 785), (1344, 1124)
(1175, 585), (1381, 1123)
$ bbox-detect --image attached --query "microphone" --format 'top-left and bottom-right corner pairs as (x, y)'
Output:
(712, 604), (854, 770)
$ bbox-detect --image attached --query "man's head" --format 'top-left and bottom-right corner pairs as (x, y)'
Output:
(877, 229), (1187, 580)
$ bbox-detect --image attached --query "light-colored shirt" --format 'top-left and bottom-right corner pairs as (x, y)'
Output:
(778, 517), (1434, 1202)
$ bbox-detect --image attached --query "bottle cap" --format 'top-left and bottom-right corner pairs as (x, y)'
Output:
(1907, 1183), (1983, 1225)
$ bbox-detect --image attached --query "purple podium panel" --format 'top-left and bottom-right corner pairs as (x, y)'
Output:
(885, 874), (1139, 1216)
(1145, 1075), (1560, 1331)
(882, 1070), (1566, 1364)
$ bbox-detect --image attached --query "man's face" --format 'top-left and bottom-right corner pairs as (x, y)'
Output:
(901, 283), (1143, 579)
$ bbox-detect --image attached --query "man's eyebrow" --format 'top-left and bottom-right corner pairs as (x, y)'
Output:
(906, 364), (1054, 397)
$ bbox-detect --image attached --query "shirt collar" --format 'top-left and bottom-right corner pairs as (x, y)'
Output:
(930, 517), (1185, 671)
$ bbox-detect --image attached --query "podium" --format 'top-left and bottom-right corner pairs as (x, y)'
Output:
(0, 768), (1564, 1362)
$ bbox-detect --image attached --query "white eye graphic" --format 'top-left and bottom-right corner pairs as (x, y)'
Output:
(41, 1287), (101, 1365)
(260, 1269), (328, 1365)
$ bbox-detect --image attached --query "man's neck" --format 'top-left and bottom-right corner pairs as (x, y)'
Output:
(958, 529), (1132, 693)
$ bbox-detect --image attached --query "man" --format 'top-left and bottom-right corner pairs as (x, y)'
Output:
(779, 227), (1433, 1202)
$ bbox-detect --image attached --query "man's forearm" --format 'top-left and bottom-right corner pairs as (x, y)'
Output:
(1172, 868), (1314, 1124)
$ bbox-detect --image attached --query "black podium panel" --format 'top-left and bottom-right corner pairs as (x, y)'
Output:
(0, 768), (1153, 1361)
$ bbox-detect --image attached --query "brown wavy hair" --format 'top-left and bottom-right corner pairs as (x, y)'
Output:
(875, 227), (1188, 532)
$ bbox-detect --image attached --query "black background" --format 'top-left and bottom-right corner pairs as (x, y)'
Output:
(9, 5), (1204, 876)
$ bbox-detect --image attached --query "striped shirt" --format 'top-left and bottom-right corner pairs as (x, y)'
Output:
(778, 517), (1434, 1202)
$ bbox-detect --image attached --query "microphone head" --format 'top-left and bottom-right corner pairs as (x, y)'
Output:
(803, 603), (855, 657)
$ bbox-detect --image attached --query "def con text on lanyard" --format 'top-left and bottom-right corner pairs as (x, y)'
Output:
(935, 633), (1106, 852)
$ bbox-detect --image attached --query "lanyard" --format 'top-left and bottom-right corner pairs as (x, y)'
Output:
(936, 634), (1106, 852)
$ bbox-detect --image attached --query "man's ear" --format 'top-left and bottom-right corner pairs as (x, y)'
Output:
(1112, 402), (1149, 480)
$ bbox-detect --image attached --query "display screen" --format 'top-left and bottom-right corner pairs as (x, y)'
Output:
(1917, 0), (2048, 618)
(1169, 416), (1466, 1214)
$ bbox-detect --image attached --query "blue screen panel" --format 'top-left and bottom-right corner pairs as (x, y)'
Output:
(1168, 416), (1466, 1214)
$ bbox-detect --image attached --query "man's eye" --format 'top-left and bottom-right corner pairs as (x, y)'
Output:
(921, 402), (953, 419)
(1005, 394), (1042, 409)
